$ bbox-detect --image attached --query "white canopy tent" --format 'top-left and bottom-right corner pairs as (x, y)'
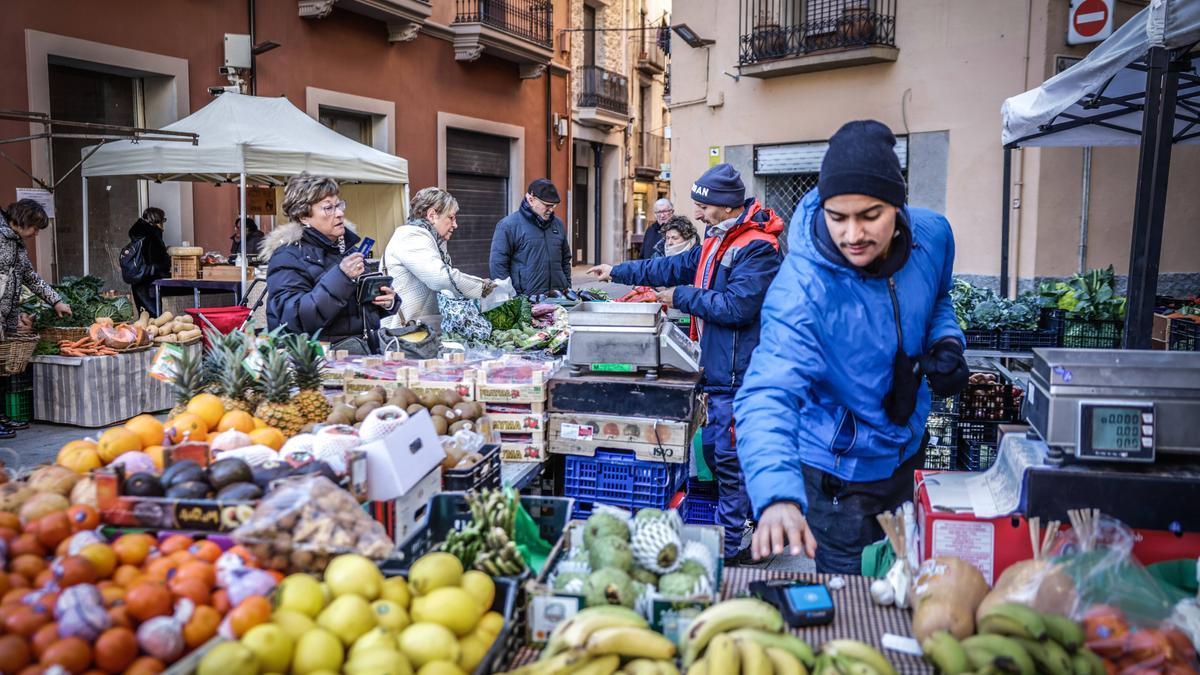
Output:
(80, 93), (409, 293)
(999, 0), (1200, 348)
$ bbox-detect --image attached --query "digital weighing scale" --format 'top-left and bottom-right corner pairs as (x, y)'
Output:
(1024, 348), (1200, 465)
(565, 303), (701, 378)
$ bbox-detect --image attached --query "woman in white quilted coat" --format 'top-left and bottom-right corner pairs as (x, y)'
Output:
(381, 187), (497, 330)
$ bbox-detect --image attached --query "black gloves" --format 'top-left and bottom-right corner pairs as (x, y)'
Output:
(921, 337), (969, 396)
(883, 349), (921, 427)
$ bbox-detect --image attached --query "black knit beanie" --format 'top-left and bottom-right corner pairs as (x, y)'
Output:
(818, 120), (906, 208)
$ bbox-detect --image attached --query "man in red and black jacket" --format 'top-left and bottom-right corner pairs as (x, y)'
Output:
(588, 163), (784, 564)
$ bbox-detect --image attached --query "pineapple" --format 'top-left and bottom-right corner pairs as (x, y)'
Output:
(253, 348), (304, 436)
(213, 342), (255, 413)
(285, 334), (331, 423)
(169, 347), (205, 418)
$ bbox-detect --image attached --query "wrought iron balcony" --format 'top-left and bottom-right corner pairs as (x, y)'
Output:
(450, 0), (554, 76)
(637, 29), (668, 75)
(738, 0), (898, 78)
(636, 132), (668, 179)
(574, 65), (629, 129)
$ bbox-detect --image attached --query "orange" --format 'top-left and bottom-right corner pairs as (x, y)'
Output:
(78, 544), (117, 579)
(124, 656), (166, 675)
(227, 596), (271, 638)
(183, 605), (221, 649)
(56, 440), (101, 475)
(217, 410), (255, 434)
(65, 505), (99, 533)
(167, 576), (210, 606)
(112, 533), (155, 566)
(142, 557), (178, 583)
(125, 582), (172, 622)
(252, 417), (267, 429)
(176, 561), (215, 588)
(247, 427), (284, 450)
(123, 415), (165, 449)
(107, 605), (132, 629)
(99, 585), (125, 608)
(186, 540), (221, 564)
(0, 513), (19, 530)
(211, 589), (231, 615)
(93, 627), (138, 674)
(143, 445), (166, 471)
(158, 534), (193, 556)
(186, 393), (225, 430)
(96, 428), (141, 464)
(112, 565), (142, 589)
(164, 414), (206, 443)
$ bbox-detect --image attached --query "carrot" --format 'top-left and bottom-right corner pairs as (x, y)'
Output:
(60, 348), (84, 356)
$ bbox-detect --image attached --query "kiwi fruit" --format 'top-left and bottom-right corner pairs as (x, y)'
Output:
(328, 410), (354, 425)
(429, 404), (450, 418)
(441, 390), (463, 406)
(448, 420), (473, 435)
(419, 393), (441, 409)
(451, 402), (475, 420)
(430, 414), (449, 435)
(395, 388), (417, 407)
(355, 401), (382, 422)
(371, 385), (388, 400)
(406, 403), (426, 416)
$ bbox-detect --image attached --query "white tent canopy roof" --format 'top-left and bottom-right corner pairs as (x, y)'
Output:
(1002, 0), (1200, 148)
(82, 93), (408, 184)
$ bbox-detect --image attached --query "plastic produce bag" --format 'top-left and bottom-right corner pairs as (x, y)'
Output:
(481, 277), (517, 312)
(511, 488), (553, 576)
(232, 475), (393, 573)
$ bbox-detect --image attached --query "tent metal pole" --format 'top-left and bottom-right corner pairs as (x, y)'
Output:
(1000, 147), (1011, 297)
(81, 174), (89, 275)
(239, 172), (248, 298)
(1124, 46), (1178, 350)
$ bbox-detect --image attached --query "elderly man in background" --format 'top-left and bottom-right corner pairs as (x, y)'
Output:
(643, 198), (674, 259)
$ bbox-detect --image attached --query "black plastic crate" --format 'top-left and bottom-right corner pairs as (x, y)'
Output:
(930, 393), (960, 415)
(958, 420), (1000, 446)
(924, 444), (957, 471)
(443, 444), (501, 492)
(0, 369), (32, 393)
(961, 376), (1023, 422)
(1169, 319), (1200, 352)
(926, 412), (958, 447)
(959, 438), (998, 472)
(1062, 318), (1123, 349)
(963, 329), (1000, 350)
(999, 328), (1059, 352)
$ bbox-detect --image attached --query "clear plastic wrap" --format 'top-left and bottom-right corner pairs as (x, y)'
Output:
(231, 475), (393, 573)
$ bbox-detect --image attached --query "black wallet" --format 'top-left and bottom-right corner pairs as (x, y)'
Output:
(356, 273), (393, 304)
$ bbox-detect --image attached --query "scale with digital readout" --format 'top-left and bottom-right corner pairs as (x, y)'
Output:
(565, 302), (701, 378)
(1024, 348), (1200, 465)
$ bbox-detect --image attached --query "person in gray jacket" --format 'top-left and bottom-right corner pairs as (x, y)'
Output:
(489, 179), (572, 296)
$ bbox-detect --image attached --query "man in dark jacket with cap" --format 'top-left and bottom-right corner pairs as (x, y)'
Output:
(735, 120), (969, 573)
(589, 163), (784, 564)
(489, 179), (572, 296)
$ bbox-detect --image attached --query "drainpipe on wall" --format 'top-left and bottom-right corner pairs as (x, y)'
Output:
(1078, 146), (1092, 273)
(248, 0), (257, 95)
(545, 72), (553, 177)
(592, 142), (602, 265)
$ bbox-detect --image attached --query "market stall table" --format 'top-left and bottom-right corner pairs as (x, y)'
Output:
(31, 347), (183, 427)
(152, 278), (242, 314)
(505, 569), (930, 674)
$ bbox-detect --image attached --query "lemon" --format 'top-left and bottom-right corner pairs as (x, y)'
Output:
(476, 611), (504, 639)
(344, 649), (413, 675)
(397, 623), (461, 669)
(457, 630), (493, 672)
(372, 600), (412, 633)
(411, 587), (482, 637)
(407, 552), (463, 596)
(416, 661), (466, 675)
(292, 628), (345, 675)
(277, 573), (326, 617)
(317, 594), (376, 646)
(458, 571), (495, 612)
(197, 642), (257, 675)
(271, 609), (317, 642)
(381, 576), (413, 609)
(241, 623), (294, 674)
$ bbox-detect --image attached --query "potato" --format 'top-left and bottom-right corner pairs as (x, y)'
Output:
(910, 556), (989, 640)
(913, 597), (975, 641)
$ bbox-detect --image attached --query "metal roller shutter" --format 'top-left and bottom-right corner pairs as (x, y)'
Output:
(755, 136), (908, 174)
(446, 129), (511, 277)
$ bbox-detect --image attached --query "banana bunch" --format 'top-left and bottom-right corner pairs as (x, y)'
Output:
(680, 598), (815, 675)
(436, 489), (527, 576)
(922, 603), (1105, 675)
(505, 606), (678, 675)
(809, 641), (899, 675)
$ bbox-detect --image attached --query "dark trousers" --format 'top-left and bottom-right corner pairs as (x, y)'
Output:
(131, 282), (157, 315)
(701, 393), (751, 557)
(801, 443), (925, 574)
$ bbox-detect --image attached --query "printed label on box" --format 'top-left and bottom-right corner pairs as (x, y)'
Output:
(528, 594), (582, 644)
(561, 423), (594, 441)
(932, 519), (995, 584)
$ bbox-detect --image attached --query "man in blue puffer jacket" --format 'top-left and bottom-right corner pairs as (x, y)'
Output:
(734, 121), (969, 573)
(589, 163), (784, 563)
(489, 179), (572, 296)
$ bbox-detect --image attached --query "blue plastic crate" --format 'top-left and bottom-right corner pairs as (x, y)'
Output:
(680, 493), (717, 525)
(571, 501), (593, 520)
(564, 449), (686, 511)
(686, 477), (718, 498)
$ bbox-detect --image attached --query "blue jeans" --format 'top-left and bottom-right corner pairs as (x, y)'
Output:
(801, 445), (925, 573)
(701, 393), (751, 557)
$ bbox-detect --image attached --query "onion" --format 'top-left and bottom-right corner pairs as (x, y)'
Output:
(137, 599), (193, 664)
(109, 451), (156, 476)
(57, 600), (111, 641)
(69, 477), (96, 507)
(56, 584), (103, 619)
(66, 530), (105, 556)
(27, 465), (81, 496)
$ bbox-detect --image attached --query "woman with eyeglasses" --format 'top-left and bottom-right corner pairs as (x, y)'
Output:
(263, 173), (396, 345)
(380, 187), (495, 330)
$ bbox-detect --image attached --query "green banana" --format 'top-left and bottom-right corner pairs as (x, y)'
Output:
(1042, 613), (1085, 652)
(736, 636), (773, 675)
(1073, 649), (1107, 675)
(978, 603), (1048, 641)
(765, 647), (808, 675)
(822, 640), (898, 675)
(680, 598), (785, 666)
(728, 628), (816, 667)
(707, 634), (740, 675)
(812, 654), (837, 675)
(962, 634), (1037, 675)
(922, 630), (971, 675)
(1015, 638), (1073, 675)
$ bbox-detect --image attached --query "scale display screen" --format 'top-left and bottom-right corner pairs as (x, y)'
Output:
(1077, 401), (1155, 462)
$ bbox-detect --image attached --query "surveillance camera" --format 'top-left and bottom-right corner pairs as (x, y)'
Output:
(208, 85), (230, 96)
(219, 66), (238, 76)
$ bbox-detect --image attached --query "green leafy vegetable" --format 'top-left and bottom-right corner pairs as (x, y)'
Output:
(23, 275), (133, 328)
(482, 297), (533, 331)
(952, 279), (1041, 331)
(1037, 266), (1125, 321)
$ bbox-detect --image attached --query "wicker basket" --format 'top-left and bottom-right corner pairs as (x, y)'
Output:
(168, 245), (203, 280)
(0, 333), (39, 375)
(39, 326), (90, 345)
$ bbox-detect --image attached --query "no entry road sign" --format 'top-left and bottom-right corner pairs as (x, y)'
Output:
(1068, 0), (1113, 45)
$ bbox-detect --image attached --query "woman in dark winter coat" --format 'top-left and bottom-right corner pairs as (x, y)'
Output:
(124, 207), (171, 313)
(0, 199), (71, 438)
(264, 173), (396, 345)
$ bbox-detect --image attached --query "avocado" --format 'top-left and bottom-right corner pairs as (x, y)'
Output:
(216, 482), (262, 501)
(166, 481), (212, 499)
(207, 458), (253, 491)
(124, 472), (164, 497)
(161, 460), (205, 488)
(290, 461), (339, 484)
(251, 461), (292, 490)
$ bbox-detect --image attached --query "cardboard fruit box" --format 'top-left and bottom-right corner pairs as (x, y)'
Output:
(547, 411), (694, 464)
(526, 518), (724, 647)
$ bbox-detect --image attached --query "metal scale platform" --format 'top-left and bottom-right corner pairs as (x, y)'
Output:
(565, 303), (701, 378)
